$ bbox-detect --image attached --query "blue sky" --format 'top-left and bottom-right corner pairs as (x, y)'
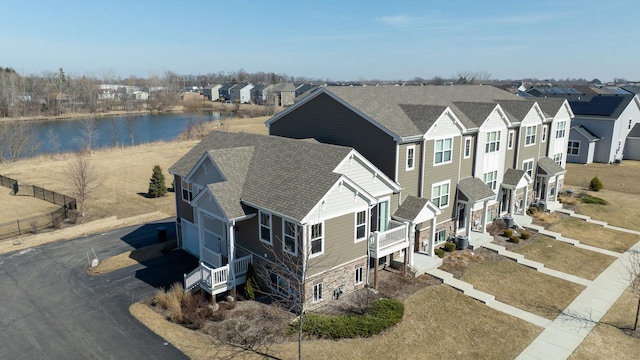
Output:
(1, 0), (637, 82)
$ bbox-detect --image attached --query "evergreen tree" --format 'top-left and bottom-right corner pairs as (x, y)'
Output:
(148, 165), (167, 198)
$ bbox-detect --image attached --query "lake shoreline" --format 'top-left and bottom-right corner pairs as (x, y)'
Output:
(0, 108), (183, 123)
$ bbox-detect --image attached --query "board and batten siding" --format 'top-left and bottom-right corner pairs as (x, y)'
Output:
(269, 92), (397, 179)
(307, 212), (367, 277)
(423, 137), (463, 223)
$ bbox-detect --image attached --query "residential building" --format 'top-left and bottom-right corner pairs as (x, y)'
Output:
(169, 132), (405, 309)
(218, 83), (237, 102)
(230, 83), (254, 104)
(267, 85), (573, 258)
(202, 84), (223, 101)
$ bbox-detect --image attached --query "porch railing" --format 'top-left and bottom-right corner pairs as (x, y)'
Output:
(369, 220), (408, 256)
(184, 254), (254, 292)
(202, 247), (222, 268)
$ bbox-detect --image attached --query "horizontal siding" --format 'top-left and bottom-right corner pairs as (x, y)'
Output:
(270, 92), (397, 179)
(397, 142), (420, 201)
(174, 175), (194, 223)
(308, 213), (366, 277)
(460, 137), (474, 178)
(423, 137), (461, 224)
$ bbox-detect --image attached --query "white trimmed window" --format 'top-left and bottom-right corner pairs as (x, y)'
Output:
(523, 159), (534, 177)
(554, 153), (563, 166)
(310, 223), (323, 256)
(313, 283), (323, 302)
(434, 138), (452, 165)
(542, 125), (548, 142)
(434, 229), (447, 245)
(483, 170), (498, 190)
(431, 181), (450, 208)
(525, 125), (537, 146)
(406, 145), (415, 171)
(507, 130), (514, 149)
(355, 210), (367, 242)
(464, 137), (471, 158)
(283, 220), (298, 256)
(556, 121), (566, 138)
(485, 131), (501, 153)
(259, 211), (272, 244)
(355, 267), (363, 285)
(269, 272), (290, 296)
(181, 178), (193, 202)
(568, 141), (580, 156)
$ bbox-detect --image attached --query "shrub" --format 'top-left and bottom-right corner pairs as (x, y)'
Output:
(589, 176), (603, 192)
(509, 235), (520, 244)
(148, 165), (168, 198)
(244, 263), (258, 301)
(581, 193), (608, 205)
(503, 229), (513, 237)
(434, 248), (445, 258)
(444, 241), (456, 252)
(520, 231), (530, 240)
(296, 298), (404, 339)
(526, 206), (538, 216)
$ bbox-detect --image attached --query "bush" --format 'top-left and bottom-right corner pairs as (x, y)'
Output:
(444, 241), (456, 252)
(297, 298), (404, 339)
(526, 206), (538, 216)
(148, 165), (168, 198)
(503, 229), (513, 237)
(509, 235), (520, 244)
(434, 248), (445, 258)
(244, 263), (258, 301)
(520, 231), (530, 240)
(589, 176), (603, 191)
(581, 193), (608, 205)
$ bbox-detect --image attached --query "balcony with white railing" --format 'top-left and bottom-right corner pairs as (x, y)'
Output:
(183, 254), (254, 295)
(369, 220), (409, 258)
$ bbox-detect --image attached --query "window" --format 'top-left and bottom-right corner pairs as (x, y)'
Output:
(355, 267), (363, 285)
(568, 141), (580, 156)
(556, 121), (566, 138)
(554, 153), (563, 166)
(310, 223), (323, 256)
(269, 272), (290, 296)
(355, 211), (367, 242)
(507, 130), (514, 149)
(483, 170), (498, 191)
(431, 181), (450, 208)
(523, 159), (534, 177)
(434, 138), (452, 164)
(259, 211), (272, 244)
(313, 283), (323, 302)
(542, 125), (548, 142)
(283, 220), (297, 255)
(485, 131), (501, 153)
(525, 126), (537, 146)
(434, 229), (446, 245)
(181, 178), (193, 202)
(406, 145), (415, 171)
(464, 137), (471, 158)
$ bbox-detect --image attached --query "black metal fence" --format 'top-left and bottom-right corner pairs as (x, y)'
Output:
(0, 174), (77, 239)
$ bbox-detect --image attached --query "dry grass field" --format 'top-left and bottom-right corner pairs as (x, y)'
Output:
(132, 284), (542, 360)
(461, 260), (585, 320)
(546, 217), (639, 253)
(570, 286), (640, 359)
(0, 189), (61, 222)
(512, 236), (616, 280)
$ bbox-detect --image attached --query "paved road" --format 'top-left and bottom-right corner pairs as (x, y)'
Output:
(0, 220), (198, 360)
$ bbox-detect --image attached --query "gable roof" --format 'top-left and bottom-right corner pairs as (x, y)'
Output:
(393, 195), (441, 223)
(398, 104), (449, 133)
(495, 99), (536, 123)
(502, 169), (531, 189)
(627, 123), (640, 138)
(537, 157), (566, 176)
(457, 177), (496, 203)
(531, 93), (634, 119)
(451, 101), (501, 127)
(572, 125), (600, 142)
(534, 97), (568, 118)
(169, 132), (353, 221)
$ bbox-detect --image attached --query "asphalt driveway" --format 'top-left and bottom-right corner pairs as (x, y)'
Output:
(0, 220), (197, 360)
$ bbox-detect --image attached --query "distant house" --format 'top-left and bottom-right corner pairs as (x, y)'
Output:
(624, 124), (640, 161)
(169, 132), (403, 309)
(218, 84), (237, 102)
(529, 92), (640, 163)
(568, 125), (600, 164)
(250, 84), (268, 104)
(271, 83), (297, 106)
(230, 83), (254, 104)
(202, 84), (223, 101)
(295, 84), (319, 98)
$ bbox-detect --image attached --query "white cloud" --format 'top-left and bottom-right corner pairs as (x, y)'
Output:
(378, 12), (443, 29)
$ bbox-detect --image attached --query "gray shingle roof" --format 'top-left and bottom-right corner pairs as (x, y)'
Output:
(393, 195), (429, 221)
(495, 99), (535, 122)
(572, 125), (599, 142)
(205, 147), (253, 220)
(398, 104), (448, 133)
(502, 169), (527, 187)
(457, 177), (496, 202)
(451, 102), (500, 127)
(537, 157), (566, 176)
(628, 123), (640, 138)
(534, 97), (567, 118)
(169, 132), (352, 221)
(323, 85), (525, 138)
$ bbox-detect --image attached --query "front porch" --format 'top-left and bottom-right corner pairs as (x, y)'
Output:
(184, 254), (253, 296)
(369, 219), (410, 288)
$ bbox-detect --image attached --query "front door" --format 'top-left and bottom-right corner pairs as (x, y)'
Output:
(457, 204), (465, 231)
(378, 200), (389, 232)
(501, 189), (509, 213)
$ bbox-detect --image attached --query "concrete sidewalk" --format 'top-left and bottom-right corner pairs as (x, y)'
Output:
(516, 239), (640, 359)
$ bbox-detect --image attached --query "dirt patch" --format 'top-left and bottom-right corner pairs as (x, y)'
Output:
(440, 248), (502, 279)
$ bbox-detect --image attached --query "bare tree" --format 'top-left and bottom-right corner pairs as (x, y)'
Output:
(75, 118), (99, 154)
(47, 129), (60, 156)
(66, 155), (100, 217)
(108, 118), (120, 147)
(0, 122), (39, 161)
(125, 116), (138, 146)
(628, 249), (640, 331)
